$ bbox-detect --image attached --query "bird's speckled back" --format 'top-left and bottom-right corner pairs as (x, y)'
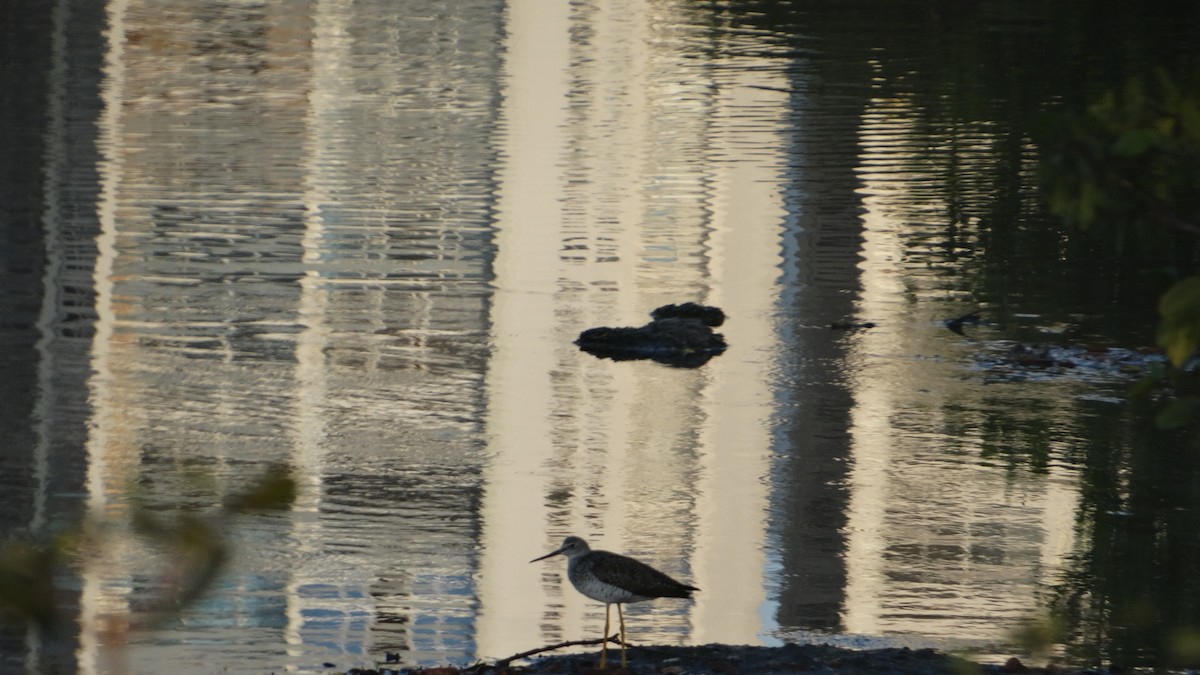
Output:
(567, 548), (697, 605)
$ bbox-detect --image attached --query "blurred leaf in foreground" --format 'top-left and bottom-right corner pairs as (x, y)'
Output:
(0, 465), (297, 636)
(0, 540), (60, 633)
(224, 466), (297, 513)
(1159, 276), (1200, 368)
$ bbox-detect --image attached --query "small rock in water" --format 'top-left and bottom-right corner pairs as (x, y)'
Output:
(575, 303), (728, 368)
(829, 321), (876, 330)
(944, 309), (982, 335)
(1003, 656), (1029, 673)
(650, 302), (726, 326)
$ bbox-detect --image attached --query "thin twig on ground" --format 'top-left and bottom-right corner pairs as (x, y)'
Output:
(470, 634), (620, 673)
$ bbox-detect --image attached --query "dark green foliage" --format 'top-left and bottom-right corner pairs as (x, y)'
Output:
(1037, 71), (1200, 430)
(0, 466), (296, 636)
(1159, 275), (1200, 368)
(0, 540), (60, 633)
(1035, 70), (1200, 262)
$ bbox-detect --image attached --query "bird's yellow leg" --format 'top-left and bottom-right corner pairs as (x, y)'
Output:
(599, 604), (610, 670)
(618, 604), (628, 670)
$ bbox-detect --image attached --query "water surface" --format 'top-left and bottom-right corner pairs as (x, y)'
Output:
(1, 0), (1197, 672)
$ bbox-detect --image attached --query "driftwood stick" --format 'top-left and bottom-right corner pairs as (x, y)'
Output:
(483, 634), (620, 672)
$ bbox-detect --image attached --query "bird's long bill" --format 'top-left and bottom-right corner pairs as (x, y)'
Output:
(529, 546), (566, 563)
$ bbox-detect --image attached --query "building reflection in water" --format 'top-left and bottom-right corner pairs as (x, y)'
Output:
(839, 93), (1081, 643)
(72, 0), (501, 671)
(479, 0), (786, 656)
(0, 0), (1105, 672)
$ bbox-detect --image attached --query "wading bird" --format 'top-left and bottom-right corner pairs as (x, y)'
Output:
(531, 536), (698, 670)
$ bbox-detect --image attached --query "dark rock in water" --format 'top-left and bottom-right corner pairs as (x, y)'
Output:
(944, 309), (982, 336)
(829, 320), (876, 331)
(576, 305), (728, 368)
(650, 302), (726, 327)
(577, 318), (727, 354)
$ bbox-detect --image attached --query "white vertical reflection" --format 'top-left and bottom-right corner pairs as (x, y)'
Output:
(843, 99), (1081, 642)
(839, 198), (900, 634)
(287, 0), (348, 662)
(692, 74), (787, 645)
(480, 0), (788, 656)
(79, 0), (132, 673)
(476, 0), (573, 656)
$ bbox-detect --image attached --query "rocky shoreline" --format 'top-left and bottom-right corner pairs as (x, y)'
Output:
(339, 643), (1143, 675)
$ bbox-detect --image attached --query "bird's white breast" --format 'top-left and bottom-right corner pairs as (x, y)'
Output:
(567, 560), (653, 604)
(569, 571), (649, 604)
